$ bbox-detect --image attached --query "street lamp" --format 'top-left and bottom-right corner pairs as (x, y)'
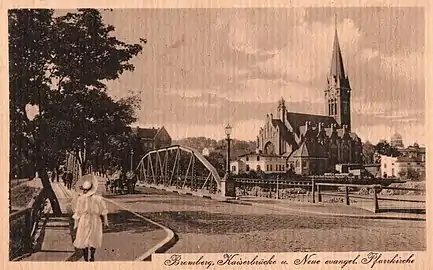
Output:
(130, 149), (134, 172)
(224, 124), (232, 175)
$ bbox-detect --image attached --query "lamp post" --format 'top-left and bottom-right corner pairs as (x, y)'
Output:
(130, 149), (134, 172)
(224, 124), (232, 176)
(222, 124), (235, 197)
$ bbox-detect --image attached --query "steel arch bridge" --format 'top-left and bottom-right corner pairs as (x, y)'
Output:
(135, 145), (222, 195)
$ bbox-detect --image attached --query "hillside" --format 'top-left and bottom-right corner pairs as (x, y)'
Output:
(173, 137), (256, 159)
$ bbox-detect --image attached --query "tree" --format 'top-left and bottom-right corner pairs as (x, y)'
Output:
(46, 9), (143, 175)
(362, 141), (375, 164)
(205, 151), (225, 176)
(399, 168), (421, 181)
(9, 9), (63, 215)
(9, 9), (144, 216)
(375, 140), (400, 157)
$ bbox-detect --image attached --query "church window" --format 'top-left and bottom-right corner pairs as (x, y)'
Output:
(269, 165), (273, 171)
(257, 156), (260, 161)
(246, 165), (250, 172)
(246, 156), (249, 161)
(256, 165), (261, 171)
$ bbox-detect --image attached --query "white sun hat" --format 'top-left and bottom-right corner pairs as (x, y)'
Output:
(78, 174), (98, 196)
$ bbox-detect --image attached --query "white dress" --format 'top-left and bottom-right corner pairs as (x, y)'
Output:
(72, 194), (108, 249)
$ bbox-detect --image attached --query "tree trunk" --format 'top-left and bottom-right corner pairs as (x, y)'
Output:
(37, 161), (62, 216)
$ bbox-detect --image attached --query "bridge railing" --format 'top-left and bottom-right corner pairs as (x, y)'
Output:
(9, 188), (47, 260)
(234, 178), (425, 213)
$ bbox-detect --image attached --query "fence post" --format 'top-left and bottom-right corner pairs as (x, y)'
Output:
(276, 177), (279, 200)
(345, 186), (350, 205)
(23, 209), (32, 253)
(317, 184), (322, 202)
(269, 181), (272, 198)
(373, 185), (379, 213)
(311, 179), (315, 203)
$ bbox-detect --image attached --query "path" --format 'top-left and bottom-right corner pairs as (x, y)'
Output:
(21, 178), (167, 261)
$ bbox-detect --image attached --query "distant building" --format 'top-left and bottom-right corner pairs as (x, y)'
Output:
(380, 154), (425, 178)
(390, 132), (404, 148)
(230, 152), (287, 175)
(398, 143), (425, 162)
(202, 147), (214, 157)
(131, 126), (172, 149)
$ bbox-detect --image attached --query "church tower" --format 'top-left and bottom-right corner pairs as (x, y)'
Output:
(325, 21), (351, 131)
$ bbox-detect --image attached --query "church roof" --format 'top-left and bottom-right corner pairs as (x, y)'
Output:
(271, 119), (297, 145)
(290, 141), (328, 159)
(330, 27), (346, 79)
(324, 128), (360, 141)
(286, 112), (338, 135)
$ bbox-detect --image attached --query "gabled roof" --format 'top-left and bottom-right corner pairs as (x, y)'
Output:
(132, 127), (159, 139)
(271, 119), (297, 145)
(290, 141), (328, 159)
(286, 112), (338, 135)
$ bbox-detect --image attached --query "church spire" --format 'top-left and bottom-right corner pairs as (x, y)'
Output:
(329, 19), (346, 80)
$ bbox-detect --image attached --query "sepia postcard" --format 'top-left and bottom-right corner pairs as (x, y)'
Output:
(2, 0), (432, 269)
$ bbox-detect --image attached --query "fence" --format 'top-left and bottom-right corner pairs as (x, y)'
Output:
(9, 188), (47, 260)
(235, 178), (426, 213)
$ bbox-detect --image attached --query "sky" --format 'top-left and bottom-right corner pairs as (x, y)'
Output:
(91, 7), (424, 146)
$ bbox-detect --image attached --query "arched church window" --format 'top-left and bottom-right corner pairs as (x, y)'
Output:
(264, 142), (275, 155)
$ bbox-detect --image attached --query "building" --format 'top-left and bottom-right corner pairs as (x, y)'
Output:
(202, 147), (215, 157)
(380, 154), (425, 178)
(398, 143), (425, 162)
(254, 25), (362, 175)
(230, 152), (287, 175)
(390, 132), (404, 148)
(131, 126), (172, 149)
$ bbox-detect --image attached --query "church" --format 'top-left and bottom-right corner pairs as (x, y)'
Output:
(255, 26), (363, 176)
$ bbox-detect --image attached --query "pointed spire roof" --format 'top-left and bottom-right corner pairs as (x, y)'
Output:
(329, 20), (346, 79)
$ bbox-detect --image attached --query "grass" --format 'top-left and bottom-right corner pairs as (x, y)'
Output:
(11, 184), (42, 209)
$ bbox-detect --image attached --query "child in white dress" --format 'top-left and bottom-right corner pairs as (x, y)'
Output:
(73, 174), (108, 261)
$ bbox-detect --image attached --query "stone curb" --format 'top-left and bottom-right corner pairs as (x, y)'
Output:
(104, 198), (176, 261)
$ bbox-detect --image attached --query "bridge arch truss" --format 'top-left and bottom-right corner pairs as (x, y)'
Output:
(135, 145), (222, 195)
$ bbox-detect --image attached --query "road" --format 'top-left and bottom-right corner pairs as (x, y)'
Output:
(105, 186), (426, 253)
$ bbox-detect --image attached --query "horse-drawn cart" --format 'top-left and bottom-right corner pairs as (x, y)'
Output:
(105, 170), (137, 194)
